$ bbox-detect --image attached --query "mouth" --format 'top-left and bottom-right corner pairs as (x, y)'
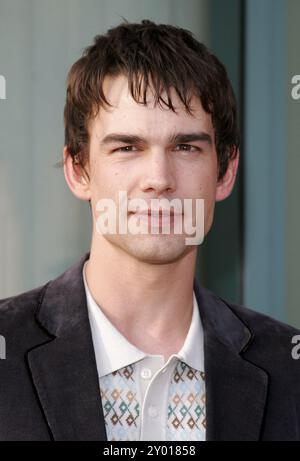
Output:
(129, 210), (183, 217)
(129, 210), (183, 229)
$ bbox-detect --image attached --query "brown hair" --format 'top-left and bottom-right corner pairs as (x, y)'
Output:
(63, 19), (239, 182)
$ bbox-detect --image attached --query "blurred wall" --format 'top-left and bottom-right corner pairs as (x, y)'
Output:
(244, 0), (300, 328)
(286, 0), (300, 328)
(244, 0), (286, 321)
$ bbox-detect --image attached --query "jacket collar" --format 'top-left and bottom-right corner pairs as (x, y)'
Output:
(27, 252), (268, 441)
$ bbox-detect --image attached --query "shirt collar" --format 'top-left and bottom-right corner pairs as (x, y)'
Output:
(83, 261), (204, 377)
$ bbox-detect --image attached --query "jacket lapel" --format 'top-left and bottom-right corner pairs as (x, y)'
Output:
(26, 252), (107, 441)
(193, 280), (269, 441)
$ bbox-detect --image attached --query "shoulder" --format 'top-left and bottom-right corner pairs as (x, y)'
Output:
(0, 283), (50, 333)
(224, 299), (300, 374)
(227, 300), (300, 338)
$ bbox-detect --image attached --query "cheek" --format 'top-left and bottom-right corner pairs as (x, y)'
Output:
(90, 166), (135, 202)
(199, 159), (218, 195)
(182, 166), (217, 198)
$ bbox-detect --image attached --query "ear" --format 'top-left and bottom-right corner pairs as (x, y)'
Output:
(63, 146), (91, 201)
(216, 149), (240, 202)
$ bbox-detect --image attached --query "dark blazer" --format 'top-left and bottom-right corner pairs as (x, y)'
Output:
(0, 251), (300, 441)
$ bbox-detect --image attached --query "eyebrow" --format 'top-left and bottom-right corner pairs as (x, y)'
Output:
(99, 132), (213, 147)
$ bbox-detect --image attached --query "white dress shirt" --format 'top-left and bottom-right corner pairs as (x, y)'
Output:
(82, 261), (206, 441)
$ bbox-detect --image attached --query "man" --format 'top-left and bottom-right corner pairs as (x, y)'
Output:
(0, 20), (300, 442)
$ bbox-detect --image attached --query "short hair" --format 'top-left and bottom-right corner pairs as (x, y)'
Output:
(64, 19), (239, 182)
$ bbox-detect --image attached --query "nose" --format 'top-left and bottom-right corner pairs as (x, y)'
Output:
(139, 149), (176, 195)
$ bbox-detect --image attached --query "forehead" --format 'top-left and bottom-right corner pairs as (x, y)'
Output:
(90, 74), (214, 139)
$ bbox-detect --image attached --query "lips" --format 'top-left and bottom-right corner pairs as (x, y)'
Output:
(130, 209), (182, 217)
(129, 210), (183, 231)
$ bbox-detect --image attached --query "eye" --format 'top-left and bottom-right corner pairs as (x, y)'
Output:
(114, 145), (138, 153)
(175, 144), (200, 152)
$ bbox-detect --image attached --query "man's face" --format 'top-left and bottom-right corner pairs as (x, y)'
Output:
(85, 74), (221, 264)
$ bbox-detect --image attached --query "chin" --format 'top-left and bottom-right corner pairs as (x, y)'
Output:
(121, 235), (194, 265)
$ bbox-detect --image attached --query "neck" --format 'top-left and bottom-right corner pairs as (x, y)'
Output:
(85, 232), (198, 357)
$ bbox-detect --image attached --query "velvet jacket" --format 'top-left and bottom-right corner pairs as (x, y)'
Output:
(0, 252), (300, 441)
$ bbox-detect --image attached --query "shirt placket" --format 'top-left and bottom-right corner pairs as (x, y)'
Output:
(137, 355), (178, 441)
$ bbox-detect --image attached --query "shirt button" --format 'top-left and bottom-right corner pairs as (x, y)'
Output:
(141, 368), (152, 379)
(148, 406), (159, 418)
